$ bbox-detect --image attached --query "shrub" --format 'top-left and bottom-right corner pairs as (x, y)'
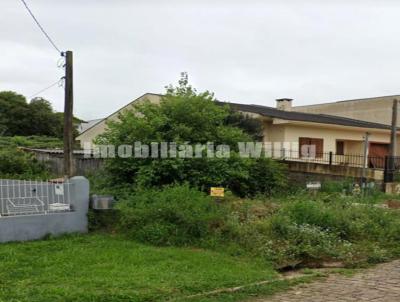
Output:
(246, 158), (287, 196)
(320, 179), (353, 193)
(209, 194), (400, 268)
(0, 147), (49, 179)
(267, 218), (344, 267)
(104, 155), (287, 198)
(260, 197), (400, 267)
(280, 198), (400, 242)
(97, 74), (287, 198)
(117, 184), (226, 246)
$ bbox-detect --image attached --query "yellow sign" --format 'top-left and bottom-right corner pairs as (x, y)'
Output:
(210, 187), (224, 197)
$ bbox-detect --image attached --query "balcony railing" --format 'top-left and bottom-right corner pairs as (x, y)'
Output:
(270, 149), (385, 169)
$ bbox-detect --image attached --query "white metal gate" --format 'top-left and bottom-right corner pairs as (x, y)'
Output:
(0, 179), (72, 216)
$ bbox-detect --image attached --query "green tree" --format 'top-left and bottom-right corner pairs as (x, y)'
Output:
(28, 98), (60, 136)
(52, 112), (81, 139)
(0, 91), (80, 138)
(0, 91), (30, 136)
(98, 73), (287, 196)
(100, 73), (249, 147)
(225, 109), (264, 141)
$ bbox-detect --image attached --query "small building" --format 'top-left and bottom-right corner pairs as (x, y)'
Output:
(228, 98), (396, 169)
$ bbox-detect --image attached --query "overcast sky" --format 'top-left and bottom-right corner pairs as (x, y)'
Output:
(1, 0), (400, 120)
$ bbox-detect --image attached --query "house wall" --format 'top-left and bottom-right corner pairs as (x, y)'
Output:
(344, 140), (363, 155)
(263, 121), (285, 142)
(264, 122), (398, 155)
(77, 93), (162, 148)
(294, 95), (400, 126)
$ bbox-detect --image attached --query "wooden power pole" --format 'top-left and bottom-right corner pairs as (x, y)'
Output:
(389, 99), (398, 158)
(361, 132), (370, 186)
(386, 99), (398, 183)
(63, 50), (74, 178)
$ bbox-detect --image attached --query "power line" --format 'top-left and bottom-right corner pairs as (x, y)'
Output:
(28, 78), (64, 99)
(19, 0), (62, 55)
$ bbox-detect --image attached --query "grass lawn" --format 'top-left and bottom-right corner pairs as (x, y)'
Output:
(0, 233), (280, 302)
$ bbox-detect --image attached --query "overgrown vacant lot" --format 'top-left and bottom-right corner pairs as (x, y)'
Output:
(0, 234), (279, 302)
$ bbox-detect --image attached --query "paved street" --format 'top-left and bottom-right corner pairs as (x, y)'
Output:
(255, 260), (400, 302)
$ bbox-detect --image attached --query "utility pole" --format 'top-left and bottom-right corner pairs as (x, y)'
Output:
(63, 50), (74, 178)
(386, 99), (398, 183)
(361, 132), (370, 189)
(389, 99), (398, 158)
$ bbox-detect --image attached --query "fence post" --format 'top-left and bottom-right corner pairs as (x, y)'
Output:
(384, 156), (394, 183)
(329, 152), (333, 166)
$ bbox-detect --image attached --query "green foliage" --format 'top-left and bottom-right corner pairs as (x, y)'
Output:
(0, 136), (64, 149)
(219, 194), (400, 268)
(0, 91), (30, 135)
(112, 183), (400, 267)
(280, 197), (400, 242)
(98, 74), (250, 147)
(0, 91), (80, 138)
(320, 179), (353, 193)
(0, 136), (63, 179)
(26, 98), (61, 137)
(117, 184), (226, 246)
(267, 220), (343, 266)
(0, 147), (49, 179)
(88, 210), (120, 232)
(246, 158), (288, 196)
(98, 73), (287, 196)
(225, 108), (264, 140)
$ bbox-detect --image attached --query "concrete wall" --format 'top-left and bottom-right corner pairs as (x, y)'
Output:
(0, 177), (89, 243)
(283, 160), (384, 181)
(294, 95), (400, 126)
(77, 93), (162, 148)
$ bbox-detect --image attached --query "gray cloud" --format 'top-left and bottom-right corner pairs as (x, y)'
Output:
(1, 0), (400, 120)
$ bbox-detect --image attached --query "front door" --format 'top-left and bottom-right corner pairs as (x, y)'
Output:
(299, 137), (323, 158)
(369, 143), (389, 168)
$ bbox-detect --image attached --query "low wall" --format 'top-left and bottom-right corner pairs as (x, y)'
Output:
(282, 160), (384, 181)
(0, 176), (89, 243)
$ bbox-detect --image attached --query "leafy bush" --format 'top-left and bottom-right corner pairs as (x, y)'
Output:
(280, 198), (400, 242)
(246, 158), (287, 196)
(128, 156), (287, 197)
(268, 221), (343, 266)
(0, 147), (49, 179)
(97, 74), (287, 197)
(117, 184), (226, 246)
(198, 193), (400, 268)
(92, 178), (400, 269)
(0, 136), (64, 149)
(246, 196), (400, 267)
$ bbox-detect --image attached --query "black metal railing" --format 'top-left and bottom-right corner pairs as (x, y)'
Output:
(384, 156), (400, 182)
(270, 149), (385, 169)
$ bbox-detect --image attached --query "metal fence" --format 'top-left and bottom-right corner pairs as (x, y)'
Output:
(271, 149), (385, 169)
(384, 156), (400, 182)
(0, 179), (72, 217)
